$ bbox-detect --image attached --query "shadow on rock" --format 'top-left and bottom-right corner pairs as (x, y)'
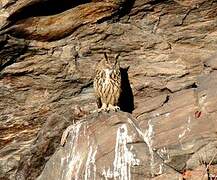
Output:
(119, 66), (134, 113)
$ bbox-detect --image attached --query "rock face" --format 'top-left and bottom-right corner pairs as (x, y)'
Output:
(1, 0), (217, 179)
(38, 70), (217, 179)
(38, 112), (181, 180)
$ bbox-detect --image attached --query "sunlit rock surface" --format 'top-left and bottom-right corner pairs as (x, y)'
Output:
(1, 0), (217, 179)
(38, 112), (179, 180)
(37, 68), (217, 179)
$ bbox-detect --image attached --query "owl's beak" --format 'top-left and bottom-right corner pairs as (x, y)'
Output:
(104, 69), (113, 78)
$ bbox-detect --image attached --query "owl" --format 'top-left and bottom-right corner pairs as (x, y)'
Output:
(93, 53), (121, 112)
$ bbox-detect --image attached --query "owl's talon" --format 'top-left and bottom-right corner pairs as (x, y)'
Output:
(97, 103), (107, 113)
(115, 106), (120, 111)
(114, 106), (120, 112)
(97, 109), (103, 113)
(108, 105), (120, 112)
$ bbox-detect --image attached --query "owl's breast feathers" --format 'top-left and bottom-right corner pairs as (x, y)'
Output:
(94, 68), (121, 105)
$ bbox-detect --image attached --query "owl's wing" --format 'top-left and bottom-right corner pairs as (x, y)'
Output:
(96, 96), (102, 108)
(93, 78), (102, 108)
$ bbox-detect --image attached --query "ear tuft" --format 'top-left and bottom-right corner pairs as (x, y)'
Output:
(115, 53), (121, 60)
(114, 53), (121, 66)
(104, 52), (109, 62)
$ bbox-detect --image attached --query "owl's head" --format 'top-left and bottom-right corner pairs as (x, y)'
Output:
(95, 53), (121, 79)
(100, 52), (120, 71)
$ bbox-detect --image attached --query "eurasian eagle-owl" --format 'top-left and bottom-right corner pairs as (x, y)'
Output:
(93, 53), (121, 112)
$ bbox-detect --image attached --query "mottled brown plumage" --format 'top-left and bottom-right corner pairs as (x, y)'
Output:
(94, 53), (121, 112)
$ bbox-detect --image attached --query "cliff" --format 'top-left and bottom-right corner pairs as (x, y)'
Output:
(1, 0), (217, 179)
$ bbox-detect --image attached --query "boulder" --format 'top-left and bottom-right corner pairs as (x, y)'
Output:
(38, 112), (180, 180)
